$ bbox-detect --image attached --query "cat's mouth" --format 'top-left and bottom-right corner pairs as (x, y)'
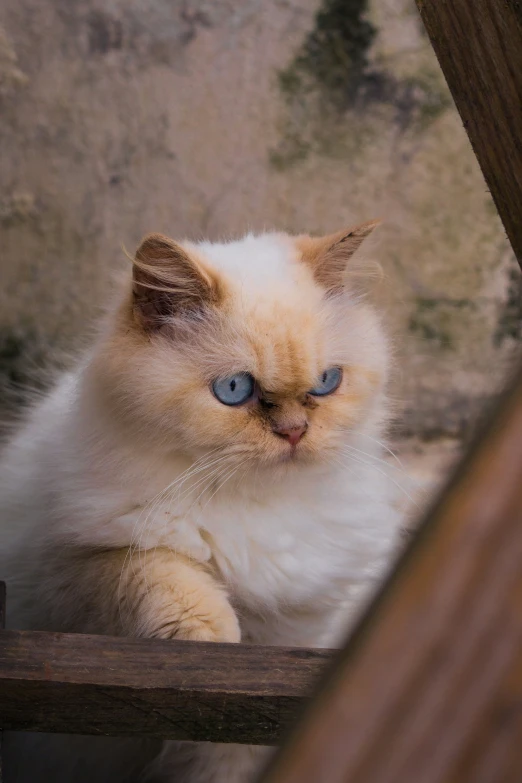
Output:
(279, 448), (298, 463)
(275, 441), (310, 465)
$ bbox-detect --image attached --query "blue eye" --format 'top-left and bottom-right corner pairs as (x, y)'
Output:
(309, 367), (343, 396)
(212, 373), (255, 406)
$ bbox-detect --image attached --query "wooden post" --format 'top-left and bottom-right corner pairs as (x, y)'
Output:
(416, 0), (522, 265)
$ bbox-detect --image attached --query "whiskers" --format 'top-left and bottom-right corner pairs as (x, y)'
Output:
(329, 430), (421, 514)
(116, 446), (253, 630)
(358, 432), (407, 471)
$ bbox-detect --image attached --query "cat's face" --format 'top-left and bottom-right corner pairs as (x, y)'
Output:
(96, 226), (389, 473)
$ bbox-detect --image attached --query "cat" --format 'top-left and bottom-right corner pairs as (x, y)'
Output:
(0, 221), (402, 782)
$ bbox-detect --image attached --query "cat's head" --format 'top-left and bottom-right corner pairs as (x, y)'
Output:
(93, 224), (389, 472)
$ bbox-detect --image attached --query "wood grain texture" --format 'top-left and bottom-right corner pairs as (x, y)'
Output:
(258, 364), (522, 783)
(416, 0), (522, 265)
(0, 629), (331, 745)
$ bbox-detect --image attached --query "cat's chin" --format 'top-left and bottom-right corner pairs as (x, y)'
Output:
(269, 443), (316, 467)
(278, 447), (302, 464)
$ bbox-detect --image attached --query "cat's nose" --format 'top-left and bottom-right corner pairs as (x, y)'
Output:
(273, 422), (308, 447)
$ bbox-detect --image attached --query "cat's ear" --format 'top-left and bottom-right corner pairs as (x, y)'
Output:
(132, 233), (220, 331)
(296, 219), (380, 293)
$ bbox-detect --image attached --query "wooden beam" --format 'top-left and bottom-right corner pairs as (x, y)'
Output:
(415, 0), (522, 265)
(258, 364), (522, 783)
(0, 628), (330, 745)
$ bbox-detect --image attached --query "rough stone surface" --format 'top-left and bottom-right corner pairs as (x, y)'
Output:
(1, 0), (521, 436)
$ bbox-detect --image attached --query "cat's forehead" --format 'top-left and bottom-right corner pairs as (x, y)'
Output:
(189, 233), (353, 391)
(221, 295), (335, 394)
(249, 320), (325, 393)
(195, 232), (324, 322)
(193, 233), (300, 291)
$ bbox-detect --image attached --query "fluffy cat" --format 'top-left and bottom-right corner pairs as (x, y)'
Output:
(0, 222), (401, 783)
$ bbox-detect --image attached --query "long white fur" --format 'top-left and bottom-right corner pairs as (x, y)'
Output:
(0, 231), (403, 783)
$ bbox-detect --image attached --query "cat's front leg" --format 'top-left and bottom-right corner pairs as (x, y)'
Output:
(45, 546), (240, 644)
(121, 548), (241, 643)
(12, 548), (241, 783)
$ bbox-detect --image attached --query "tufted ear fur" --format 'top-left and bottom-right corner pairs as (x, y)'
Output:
(296, 219), (380, 293)
(132, 233), (221, 331)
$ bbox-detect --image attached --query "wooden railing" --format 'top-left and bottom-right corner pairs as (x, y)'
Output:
(0, 617), (330, 746)
(1, 1), (521, 781)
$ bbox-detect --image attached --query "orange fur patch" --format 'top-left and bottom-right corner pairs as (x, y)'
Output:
(295, 219), (380, 292)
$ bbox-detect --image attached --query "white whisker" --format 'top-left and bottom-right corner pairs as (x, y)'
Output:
(336, 448), (420, 511)
(357, 432), (407, 470)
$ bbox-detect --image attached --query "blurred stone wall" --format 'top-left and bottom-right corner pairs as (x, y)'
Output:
(1, 0), (520, 435)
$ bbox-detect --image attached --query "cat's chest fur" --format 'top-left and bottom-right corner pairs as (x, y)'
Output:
(115, 463), (397, 618)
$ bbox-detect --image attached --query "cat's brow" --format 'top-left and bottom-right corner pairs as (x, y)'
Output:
(260, 380), (309, 395)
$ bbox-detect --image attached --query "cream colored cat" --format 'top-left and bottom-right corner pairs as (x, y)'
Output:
(0, 222), (401, 783)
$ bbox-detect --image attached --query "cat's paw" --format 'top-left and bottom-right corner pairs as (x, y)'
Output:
(173, 597), (241, 644)
(145, 600), (240, 644)
(130, 550), (240, 643)
(141, 566), (241, 644)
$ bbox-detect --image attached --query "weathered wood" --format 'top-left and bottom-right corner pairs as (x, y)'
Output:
(415, 0), (522, 265)
(0, 628), (330, 745)
(258, 363), (522, 783)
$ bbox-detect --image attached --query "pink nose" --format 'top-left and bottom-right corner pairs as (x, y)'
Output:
(273, 423), (308, 447)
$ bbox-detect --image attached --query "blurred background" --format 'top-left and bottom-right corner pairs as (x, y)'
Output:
(1, 0), (521, 501)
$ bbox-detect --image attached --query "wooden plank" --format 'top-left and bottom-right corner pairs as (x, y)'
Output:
(415, 0), (522, 264)
(258, 363), (522, 783)
(0, 629), (331, 745)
